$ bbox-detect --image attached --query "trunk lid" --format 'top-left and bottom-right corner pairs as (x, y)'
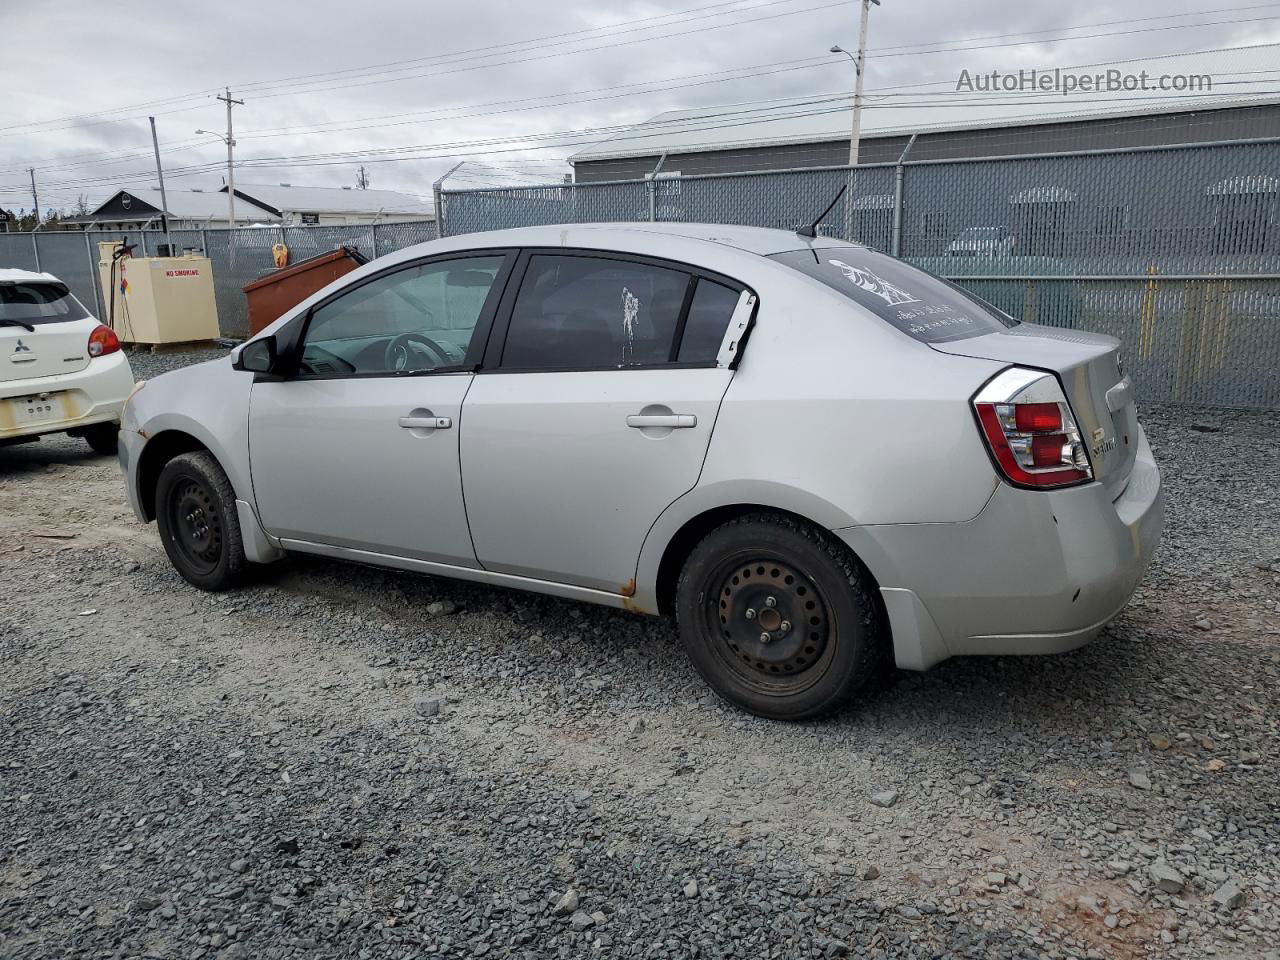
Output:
(1, 278), (94, 383)
(1, 320), (94, 383)
(933, 324), (1138, 500)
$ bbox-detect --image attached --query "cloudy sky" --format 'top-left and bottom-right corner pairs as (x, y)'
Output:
(1, 0), (1275, 214)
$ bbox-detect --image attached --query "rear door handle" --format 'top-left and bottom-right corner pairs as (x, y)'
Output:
(626, 414), (696, 429)
(398, 416), (452, 429)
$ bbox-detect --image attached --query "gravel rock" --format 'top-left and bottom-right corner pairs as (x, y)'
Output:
(869, 789), (899, 808)
(683, 879), (699, 898)
(414, 696), (442, 717)
(2, 393), (1278, 960)
(553, 888), (579, 916)
(1213, 880), (1247, 910)
(568, 909), (596, 932)
(1150, 861), (1186, 894)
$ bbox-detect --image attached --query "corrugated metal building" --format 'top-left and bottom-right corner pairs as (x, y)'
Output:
(570, 46), (1280, 181)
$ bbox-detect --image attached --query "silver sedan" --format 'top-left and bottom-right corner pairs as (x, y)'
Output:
(119, 223), (1163, 719)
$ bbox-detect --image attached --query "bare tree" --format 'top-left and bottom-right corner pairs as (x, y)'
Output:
(356, 165), (371, 190)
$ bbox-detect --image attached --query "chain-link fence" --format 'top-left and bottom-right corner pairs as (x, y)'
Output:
(0, 220), (438, 338)
(435, 139), (1280, 409)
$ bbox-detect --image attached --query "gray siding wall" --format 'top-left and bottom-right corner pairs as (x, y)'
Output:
(573, 103), (1280, 182)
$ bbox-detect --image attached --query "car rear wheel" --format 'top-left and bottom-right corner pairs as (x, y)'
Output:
(79, 422), (119, 456)
(675, 513), (884, 720)
(155, 451), (246, 591)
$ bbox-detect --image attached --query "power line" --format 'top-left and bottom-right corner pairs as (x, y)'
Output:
(10, 84), (1276, 195)
(0, 0), (816, 138)
(0, 55), (840, 177)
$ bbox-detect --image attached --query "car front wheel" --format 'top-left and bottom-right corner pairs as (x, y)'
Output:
(155, 451), (246, 591)
(675, 513), (884, 720)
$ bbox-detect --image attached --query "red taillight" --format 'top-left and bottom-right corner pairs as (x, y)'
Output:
(1014, 402), (1062, 433)
(88, 324), (120, 358)
(1029, 434), (1068, 467)
(973, 368), (1092, 490)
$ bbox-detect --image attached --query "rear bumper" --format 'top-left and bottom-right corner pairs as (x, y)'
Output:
(0, 352), (135, 440)
(838, 425), (1164, 670)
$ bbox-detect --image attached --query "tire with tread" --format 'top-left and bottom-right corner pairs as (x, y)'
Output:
(675, 512), (884, 720)
(80, 422), (119, 456)
(155, 450), (247, 591)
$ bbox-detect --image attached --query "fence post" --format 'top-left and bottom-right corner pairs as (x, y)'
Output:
(372, 223), (380, 258)
(139, 231), (148, 257)
(85, 230), (105, 321)
(647, 152), (668, 223)
(200, 228), (208, 255)
(891, 133), (917, 258)
(433, 160), (466, 239)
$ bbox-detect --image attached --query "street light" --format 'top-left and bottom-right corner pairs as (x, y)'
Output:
(832, 0), (880, 167)
(195, 128), (238, 225)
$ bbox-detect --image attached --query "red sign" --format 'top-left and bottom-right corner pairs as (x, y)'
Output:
(165, 268), (201, 278)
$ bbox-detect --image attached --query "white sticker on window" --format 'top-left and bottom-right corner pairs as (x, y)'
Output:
(621, 286), (640, 365)
(828, 259), (920, 306)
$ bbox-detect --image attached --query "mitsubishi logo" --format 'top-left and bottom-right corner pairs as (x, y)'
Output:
(13, 339), (31, 353)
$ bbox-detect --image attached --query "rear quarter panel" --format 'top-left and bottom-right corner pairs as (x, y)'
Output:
(703, 276), (1002, 526)
(634, 269), (1004, 610)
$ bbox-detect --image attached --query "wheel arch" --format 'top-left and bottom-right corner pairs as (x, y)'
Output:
(637, 482), (884, 618)
(136, 429), (211, 522)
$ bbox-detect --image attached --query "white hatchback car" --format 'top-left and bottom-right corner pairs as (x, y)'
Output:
(2, 269), (135, 455)
(119, 224), (1163, 719)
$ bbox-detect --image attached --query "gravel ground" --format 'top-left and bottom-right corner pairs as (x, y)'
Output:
(1, 347), (1277, 960)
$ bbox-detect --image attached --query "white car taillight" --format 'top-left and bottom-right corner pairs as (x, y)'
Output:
(973, 367), (1093, 489)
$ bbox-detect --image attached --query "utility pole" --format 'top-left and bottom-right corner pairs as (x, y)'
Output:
(28, 168), (40, 229)
(148, 116), (172, 250)
(847, 0), (879, 167)
(216, 88), (243, 224)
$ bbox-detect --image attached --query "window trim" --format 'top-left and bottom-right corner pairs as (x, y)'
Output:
(480, 247), (755, 375)
(281, 248), (517, 382)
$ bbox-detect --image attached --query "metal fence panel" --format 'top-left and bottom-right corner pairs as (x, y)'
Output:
(435, 140), (1280, 409)
(0, 232), (39, 273)
(0, 221), (439, 340)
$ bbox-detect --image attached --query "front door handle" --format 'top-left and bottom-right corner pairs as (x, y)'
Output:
(399, 416), (452, 429)
(626, 414), (696, 429)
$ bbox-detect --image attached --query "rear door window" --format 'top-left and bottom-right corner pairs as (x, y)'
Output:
(501, 255), (691, 369)
(0, 281), (91, 325)
(768, 248), (1017, 343)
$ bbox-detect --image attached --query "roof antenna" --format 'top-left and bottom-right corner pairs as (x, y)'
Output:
(797, 184), (847, 239)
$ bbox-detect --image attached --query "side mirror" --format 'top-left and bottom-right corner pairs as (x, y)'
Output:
(234, 336), (278, 373)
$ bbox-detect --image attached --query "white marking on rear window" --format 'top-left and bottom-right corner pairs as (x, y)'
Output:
(827, 259), (920, 306)
(620, 286), (639, 365)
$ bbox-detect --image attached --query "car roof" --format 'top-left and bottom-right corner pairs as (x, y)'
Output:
(0, 268), (62, 285)
(427, 223), (864, 258)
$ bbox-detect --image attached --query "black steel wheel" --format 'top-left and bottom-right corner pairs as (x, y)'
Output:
(154, 451), (246, 591)
(709, 557), (834, 694)
(676, 513), (884, 720)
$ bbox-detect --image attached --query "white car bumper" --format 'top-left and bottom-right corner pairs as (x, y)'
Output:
(0, 351), (135, 441)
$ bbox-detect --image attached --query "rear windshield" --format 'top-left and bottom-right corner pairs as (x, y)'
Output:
(768, 248), (1018, 343)
(0, 281), (91, 325)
